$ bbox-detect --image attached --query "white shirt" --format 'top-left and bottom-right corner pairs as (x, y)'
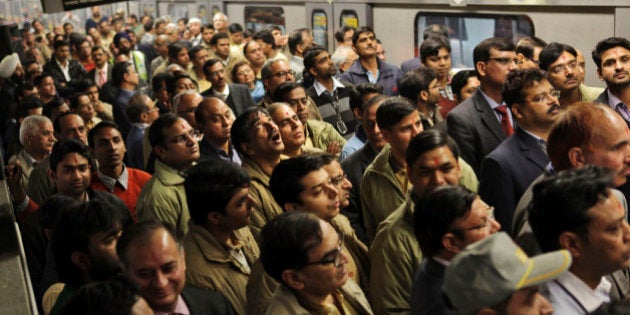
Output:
(543, 271), (611, 314)
(212, 83), (231, 101)
(313, 77), (345, 97)
(55, 58), (71, 82)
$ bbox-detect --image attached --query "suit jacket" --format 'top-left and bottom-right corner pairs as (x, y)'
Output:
(181, 287), (236, 315)
(87, 63), (112, 87)
(340, 143), (379, 244)
(595, 88), (630, 128)
(400, 57), (422, 73)
(43, 59), (88, 97)
(410, 258), (448, 315)
(126, 124), (146, 170)
(478, 128), (549, 233)
(201, 84), (255, 117)
(446, 88), (509, 174)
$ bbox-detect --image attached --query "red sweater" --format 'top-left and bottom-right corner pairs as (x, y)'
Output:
(90, 167), (152, 222)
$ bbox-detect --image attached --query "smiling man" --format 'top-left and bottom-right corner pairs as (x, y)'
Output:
(117, 220), (235, 315)
(260, 211), (373, 314)
(479, 69), (561, 233)
(137, 114), (200, 236)
(183, 160), (259, 315)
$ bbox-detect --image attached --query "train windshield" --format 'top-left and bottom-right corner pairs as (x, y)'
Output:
(415, 12), (534, 69)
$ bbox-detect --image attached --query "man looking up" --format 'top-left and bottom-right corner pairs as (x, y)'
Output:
(339, 26), (403, 96)
(479, 69), (560, 232)
(231, 108), (285, 240)
(111, 61), (139, 138)
(398, 66), (444, 130)
(447, 38), (517, 174)
(137, 114), (200, 236)
(184, 161), (259, 315)
(369, 129), (481, 314)
(117, 220), (235, 314)
(593, 37), (630, 127)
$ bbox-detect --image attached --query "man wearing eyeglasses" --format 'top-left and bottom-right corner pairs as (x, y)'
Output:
(137, 113), (201, 236)
(398, 66), (444, 131)
(447, 37), (517, 175)
(201, 58), (255, 117)
(593, 37), (630, 128)
(412, 185), (501, 315)
(369, 128), (478, 315)
(539, 42), (600, 107)
(479, 69), (560, 234)
(260, 211), (373, 315)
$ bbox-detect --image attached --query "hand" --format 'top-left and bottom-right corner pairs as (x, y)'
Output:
(5, 161), (26, 203)
(326, 141), (341, 155)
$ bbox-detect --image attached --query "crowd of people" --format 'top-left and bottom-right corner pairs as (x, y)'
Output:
(2, 5), (630, 315)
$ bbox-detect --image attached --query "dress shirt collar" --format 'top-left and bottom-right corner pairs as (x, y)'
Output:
(555, 271), (611, 312)
(154, 294), (190, 315)
(97, 164), (129, 191)
(313, 77), (345, 97)
(607, 89), (625, 109)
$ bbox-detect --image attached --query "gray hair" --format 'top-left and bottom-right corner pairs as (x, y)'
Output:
(173, 90), (202, 113)
(19, 115), (52, 145)
(332, 46), (357, 70)
(261, 58), (286, 80)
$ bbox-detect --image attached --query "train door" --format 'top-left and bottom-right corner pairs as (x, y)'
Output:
(305, 3), (333, 51)
(332, 3), (372, 49)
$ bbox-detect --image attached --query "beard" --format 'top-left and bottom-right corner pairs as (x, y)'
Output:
(118, 46), (131, 55)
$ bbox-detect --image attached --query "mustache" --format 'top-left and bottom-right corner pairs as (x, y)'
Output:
(548, 103), (561, 114)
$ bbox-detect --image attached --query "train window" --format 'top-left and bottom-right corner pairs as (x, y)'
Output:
(340, 10), (358, 28)
(312, 10), (328, 50)
(415, 12), (534, 69)
(244, 6), (285, 32)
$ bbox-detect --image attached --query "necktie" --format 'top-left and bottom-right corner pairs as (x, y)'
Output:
(98, 70), (106, 87)
(616, 103), (630, 122)
(495, 105), (514, 136)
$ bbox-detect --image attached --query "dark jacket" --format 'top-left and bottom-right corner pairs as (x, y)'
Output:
(201, 84), (256, 117)
(182, 287), (236, 315)
(43, 58), (88, 97)
(338, 58), (404, 96)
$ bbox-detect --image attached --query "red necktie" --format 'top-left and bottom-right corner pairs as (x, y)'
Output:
(495, 105), (514, 136)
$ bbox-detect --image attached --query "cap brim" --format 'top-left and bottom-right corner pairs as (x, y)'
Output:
(516, 249), (571, 289)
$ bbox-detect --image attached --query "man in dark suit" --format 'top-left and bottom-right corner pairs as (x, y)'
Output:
(411, 185), (501, 315)
(43, 39), (88, 97)
(447, 38), (517, 174)
(479, 69), (560, 233)
(593, 37), (630, 127)
(111, 61), (139, 138)
(117, 220), (235, 315)
(201, 58), (255, 116)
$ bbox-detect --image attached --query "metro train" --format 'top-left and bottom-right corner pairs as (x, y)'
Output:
(0, 0), (629, 313)
(1, 0), (629, 86)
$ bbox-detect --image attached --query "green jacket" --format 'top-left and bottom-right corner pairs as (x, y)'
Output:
(184, 224), (259, 315)
(241, 158), (284, 242)
(137, 159), (190, 236)
(580, 83), (605, 102)
(360, 145), (406, 241)
(369, 195), (421, 315)
(306, 119), (347, 153)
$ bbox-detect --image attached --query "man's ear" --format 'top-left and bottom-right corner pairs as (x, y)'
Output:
(511, 103), (524, 120)
(597, 67), (603, 80)
(308, 66), (317, 78)
(241, 142), (255, 157)
(419, 90), (429, 103)
(281, 269), (305, 291)
(381, 129), (391, 143)
(48, 168), (56, 184)
(284, 202), (299, 212)
(207, 212), (222, 225)
(442, 232), (463, 254)
(476, 61), (487, 78)
(70, 251), (90, 272)
(567, 147), (585, 168)
(154, 145), (167, 160)
(558, 231), (583, 258)
(352, 107), (363, 120)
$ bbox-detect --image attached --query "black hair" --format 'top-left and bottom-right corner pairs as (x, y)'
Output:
(398, 67), (437, 103)
(270, 155), (325, 208)
(450, 70), (478, 101)
(375, 96), (417, 131)
(148, 113), (179, 148)
(117, 220), (180, 267)
(516, 36), (547, 59)
(422, 24), (449, 40)
(303, 46), (328, 72)
(406, 128), (460, 167)
(167, 42), (188, 61)
(111, 61), (133, 87)
(539, 42), (577, 72)
(228, 23), (243, 34)
(59, 275), (141, 315)
(87, 121), (120, 149)
(420, 36), (451, 64)
(473, 38), (516, 65)
(210, 32), (229, 46)
(502, 68), (547, 109)
(253, 29), (276, 49)
(592, 37), (630, 70)
(272, 81), (303, 103)
(288, 28), (310, 55)
(334, 26), (355, 43)
(231, 107), (270, 158)
(351, 26), (375, 46)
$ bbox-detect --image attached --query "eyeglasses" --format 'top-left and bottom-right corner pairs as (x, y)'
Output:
(549, 61), (578, 74)
(304, 233), (345, 268)
(487, 58), (518, 66)
(531, 90), (561, 103)
(330, 174), (348, 186)
(270, 70), (295, 79)
(450, 207), (495, 232)
(168, 129), (203, 145)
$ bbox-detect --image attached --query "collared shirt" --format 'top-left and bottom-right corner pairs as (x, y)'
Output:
(212, 83), (231, 101)
(366, 69), (380, 84)
(21, 150), (39, 168)
(432, 256), (451, 267)
(97, 165), (129, 192)
(479, 89), (514, 127)
(55, 58), (71, 82)
(544, 271), (611, 314)
(521, 128), (548, 153)
(154, 294), (190, 315)
(313, 77), (345, 97)
(607, 90), (630, 121)
(199, 138), (242, 165)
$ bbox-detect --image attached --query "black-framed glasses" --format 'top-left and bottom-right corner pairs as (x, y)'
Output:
(303, 233), (345, 268)
(450, 207), (495, 232)
(270, 70), (296, 79)
(487, 58), (518, 66)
